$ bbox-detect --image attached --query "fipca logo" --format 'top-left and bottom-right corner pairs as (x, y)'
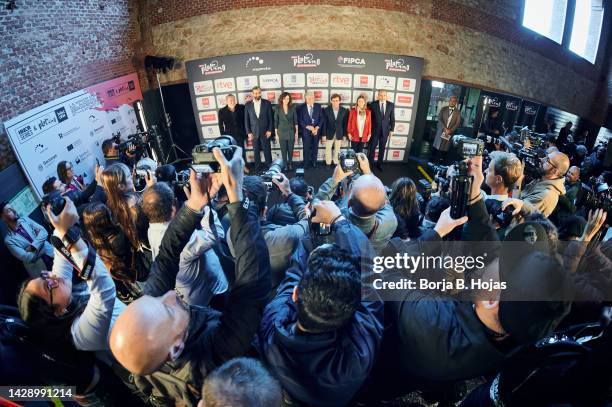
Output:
(336, 55), (366, 68)
(198, 60), (226, 76)
(291, 53), (320, 68)
(384, 58), (410, 73)
(245, 56), (271, 72)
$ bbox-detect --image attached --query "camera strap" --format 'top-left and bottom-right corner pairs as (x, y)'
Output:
(50, 237), (97, 280)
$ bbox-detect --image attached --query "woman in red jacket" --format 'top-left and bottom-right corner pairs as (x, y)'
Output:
(346, 94), (371, 153)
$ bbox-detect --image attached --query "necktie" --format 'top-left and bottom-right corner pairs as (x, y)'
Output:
(308, 105), (312, 119)
(381, 102), (385, 116)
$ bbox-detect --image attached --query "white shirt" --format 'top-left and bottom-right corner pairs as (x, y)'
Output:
(253, 98), (261, 118)
(379, 100), (386, 115)
(357, 112), (366, 139)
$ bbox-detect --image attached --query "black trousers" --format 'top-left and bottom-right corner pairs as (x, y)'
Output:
(253, 134), (272, 167)
(279, 137), (295, 164)
(368, 133), (389, 164)
(351, 141), (365, 153)
(302, 132), (319, 167)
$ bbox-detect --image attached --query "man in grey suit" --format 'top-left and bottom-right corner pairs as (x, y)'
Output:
(244, 86), (274, 170)
(432, 95), (462, 164)
(2, 201), (54, 278)
(323, 93), (349, 167)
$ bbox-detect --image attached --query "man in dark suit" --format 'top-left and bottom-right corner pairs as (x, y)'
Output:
(218, 94), (246, 160)
(323, 93), (349, 167)
(244, 86), (274, 169)
(368, 89), (395, 171)
(298, 91), (324, 169)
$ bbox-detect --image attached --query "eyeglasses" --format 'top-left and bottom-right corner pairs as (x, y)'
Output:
(542, 156), (557, 170)
(40, 271), (58, 307)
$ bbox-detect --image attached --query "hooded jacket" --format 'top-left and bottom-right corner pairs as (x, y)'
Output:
(520, 177), (566, 217)
(257, 221), (384, 407)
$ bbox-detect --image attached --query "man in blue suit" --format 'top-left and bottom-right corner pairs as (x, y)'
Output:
(245, 86), (274, 170)
(297, 91), (324, 169)
(368, 89), (395, 171)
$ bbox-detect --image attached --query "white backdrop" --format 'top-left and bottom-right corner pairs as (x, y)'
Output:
(3, 73), (143, 199)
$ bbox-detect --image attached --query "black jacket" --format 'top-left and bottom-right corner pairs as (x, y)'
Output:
(244, 99), (274, 138)
(136, 201), (271, 406)
(323, 105), (349, 140)
(368, 100), (395, 139)
(218, 104), (246, 141)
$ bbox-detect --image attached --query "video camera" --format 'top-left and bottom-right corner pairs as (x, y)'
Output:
(339, 149), (361, 175)
(191, 135), (237, 174)
(261, 159), (284, 191)
(451, 136), (483, 218)
(576, 177), (612, 225)
(113, 132), (149, 155)
(426, 162), (451, 194)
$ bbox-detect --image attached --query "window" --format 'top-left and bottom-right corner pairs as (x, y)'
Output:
(569, 0), (604, 63)
(523, 0), (568, 43)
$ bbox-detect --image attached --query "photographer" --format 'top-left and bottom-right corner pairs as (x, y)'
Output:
(257, 200), (384, 407)
(316, 152), (397, 253)
(102, 138), (139, 167)
(484, 151), (522, 203)
(230, 172), (309, 287)
(388, 155), (572, 390)
(506, 150), (570, 217)
(266, 177), (313, 227)
(142, 182), (228, 307)
(554, 166), (581, 223)
(109, 147), (271, 406)
(389, 177), (422, 240)
(42, 163), (105, 213)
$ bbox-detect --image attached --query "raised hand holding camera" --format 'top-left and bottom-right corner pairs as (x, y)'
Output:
(212, 146), (244, 203)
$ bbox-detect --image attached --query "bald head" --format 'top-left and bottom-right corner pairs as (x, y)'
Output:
(110, 292), (189, 375)
(349, 174), (386, 216)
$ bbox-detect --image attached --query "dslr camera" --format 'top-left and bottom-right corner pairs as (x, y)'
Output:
(191, 135), (237, 173)
(339, 149), (361, 175)
(261, 159), (285, 191)
(42, 191), (66, 216)
(114, 132), (148, 155)
(309, 198), (332, 236)
(485, 199), (516, 230)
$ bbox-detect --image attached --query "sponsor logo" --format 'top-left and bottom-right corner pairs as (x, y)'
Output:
(105, 81), (134, 98)
(265, 91), (277, 102)
(34, 143), (47, 154)
(42, 154), (57, 167)
(89, 130), (95, 137)
(397, 95), (412, 104)
(331, 73), (352, 87)
(336, 55), (366, 68)
(486, 96), (501, 108)
(193, 80), (214, 95)
(111, 118), (117, 125)
(259, 74), (282, 88)
(17, 125), (34, 142)
(66, 139), (82, 152)
(67, 144), (74, 152)
(393, 151), (401, 158)
(384, 58), (410, 72)
(214, 78), (235, 92)
(505, 100), (519, 111)
(78, 150), (92, 161)
(128, 80), (135, 90)
(291, 53), (320, 68)
(307, 73), (329, 87)
(88, 114), (97, 122)
(524, 105), (537, 115)
(359, 76), (369, 86)
(198, 60), (226, 75)
(93, 125), (105, 134)
(54, 107), (68, 122)
(38, 164), (44, 172)
(75, 157), (81, 164)
(245, 56), (271, 72)
(289, 91), (304, 102)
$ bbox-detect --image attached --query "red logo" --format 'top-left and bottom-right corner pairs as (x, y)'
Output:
(333, 76), (350, 85)
(290, 92), (304, 101)
(314, 90), (323, 99)
(266, 92), (276, 101)
(398, 95), (412, 104)
(292, 151), (300, 158)
(402, 79), (411, 88)
(217, 81), (233, 90)
(201, 98), (211, 107)
(200, 113), (216, 121)
(393, 151), (400, 158)
(359, 76), (369, 86)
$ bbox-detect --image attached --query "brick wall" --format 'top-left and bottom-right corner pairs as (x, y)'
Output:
(0, 0), (138, 171)
(138, 0), (609, 124)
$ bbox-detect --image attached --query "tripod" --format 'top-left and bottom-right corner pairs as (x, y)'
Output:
(154, 71), (189, 164)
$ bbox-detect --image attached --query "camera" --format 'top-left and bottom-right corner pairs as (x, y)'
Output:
(175, 169), (190, 188)
(485, 199), (516, 229)
(449, 161), (473, 219)
(309, 198), (332, 236)
(192, 135), (237, 173)
(114, 132), (148, 155)
(261, 159), (284, 191)
(42, 191), (66, 216)
(452, 135), (484, 159)
(426, 162), (450, 194)
(339, 149), (361, 174)
(576, 177), (611, 224)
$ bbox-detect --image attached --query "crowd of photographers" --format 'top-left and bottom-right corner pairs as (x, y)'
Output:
(0, 122), (611, 407)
